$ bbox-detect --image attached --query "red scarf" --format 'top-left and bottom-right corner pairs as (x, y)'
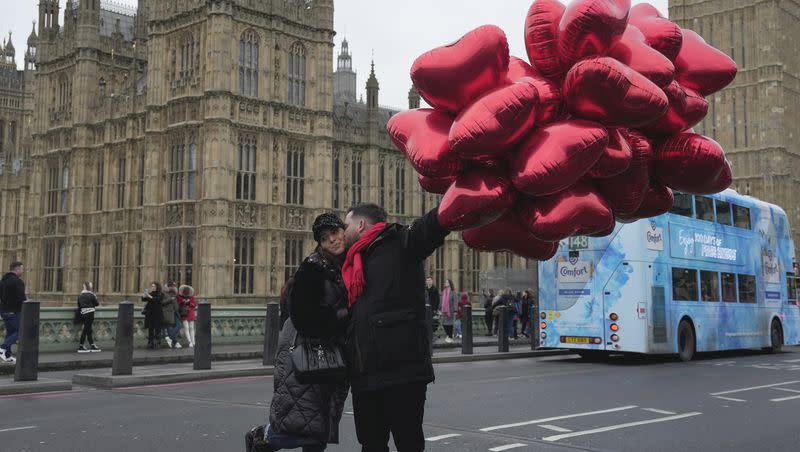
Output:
(342, 222), (386, 307)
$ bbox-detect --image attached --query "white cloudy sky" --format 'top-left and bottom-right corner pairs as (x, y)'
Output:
(2, 0), (668, 109)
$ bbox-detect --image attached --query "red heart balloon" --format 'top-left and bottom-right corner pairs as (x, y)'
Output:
(563, 57), (668, 127)
(558, 0), (631, 69)
(629, 3), (683, 61)
(512, 120), (608, 197)
(608, 25), (675, 88)
(653, 133), (732, 194)
(518, 181), (615, 241)
(506, 57), (565, 124)
(387, 109), (463, 179)
(640, 80), (708, 137)
(438, 168), (515, 231)
(449, 78), (540, 160)
(525, 0), (566, 81)
(595, 129), (653, 215)
(411, 25), (510, 114)
(418, 174), (457, 195)
(507, 56), (540, 81)
(616, 183), (674, 222)
(587, 128), (632, 178)
(463, 211), (557, 260)
(674, 29), (737, 96)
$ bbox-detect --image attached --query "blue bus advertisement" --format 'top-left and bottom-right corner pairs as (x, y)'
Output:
(538, 189), (800, 361)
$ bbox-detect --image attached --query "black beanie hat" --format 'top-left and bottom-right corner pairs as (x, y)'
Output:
(312, 212), (345, 243)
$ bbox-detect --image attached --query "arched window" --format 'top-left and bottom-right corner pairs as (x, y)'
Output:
(239, 30), (259, 97)
(287, 42), (306, 106)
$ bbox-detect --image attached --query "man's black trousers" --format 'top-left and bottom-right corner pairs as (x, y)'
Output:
(352, 382), (427, 452)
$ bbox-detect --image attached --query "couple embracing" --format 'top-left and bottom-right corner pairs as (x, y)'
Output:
(247, 203), (450, 452)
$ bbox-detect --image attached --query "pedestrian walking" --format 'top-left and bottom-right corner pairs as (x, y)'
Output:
(455, 292), (471, 339)
(441, 279), (456, 343)
(246, 213), (350, 452)
(142, 282), (164, 349)
(162, 281), (182, 348)
(341, 203), (449, 452)
(483, 289), (495, 336)
(520, 290), (533, 338)
(0, 261), (26, 364)
(490, 290), (507, 336)
(76, 282), (101, 353)
(178, 284), (197, 348)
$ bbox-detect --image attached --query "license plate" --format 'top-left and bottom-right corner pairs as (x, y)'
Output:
(563, 336), (591, 344)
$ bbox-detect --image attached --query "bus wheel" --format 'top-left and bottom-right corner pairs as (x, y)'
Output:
(677, 320), (695, 362)
(578, 350), (609, 361)
(766, 319), (783, 354)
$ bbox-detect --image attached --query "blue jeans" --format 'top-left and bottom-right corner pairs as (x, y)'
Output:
(454, 319), (462, 337)
(265, 424), (326, 451)
(1, 312), (20, 352)
(165, 314), (183, 342)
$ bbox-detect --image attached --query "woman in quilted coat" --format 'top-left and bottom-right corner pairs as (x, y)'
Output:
(246, 213), (350, 452)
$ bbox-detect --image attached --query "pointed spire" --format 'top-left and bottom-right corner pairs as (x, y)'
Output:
(4, 31), (14, 59)
(408, 85), (421, 109)
(366, 59), (380, 109)
(28, 21), (38, 47)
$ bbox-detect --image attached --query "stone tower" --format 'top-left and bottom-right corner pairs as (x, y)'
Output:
(670, 0), (800, 246)
(333, 38), (357, 104)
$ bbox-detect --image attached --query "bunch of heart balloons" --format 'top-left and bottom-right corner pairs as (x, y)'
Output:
(387, 0), (737, 261)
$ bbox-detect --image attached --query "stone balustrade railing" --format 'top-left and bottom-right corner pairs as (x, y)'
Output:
(0, 304), (492, 352)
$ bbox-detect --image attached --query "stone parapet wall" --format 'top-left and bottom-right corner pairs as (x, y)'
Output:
(0, 304), (492, 352)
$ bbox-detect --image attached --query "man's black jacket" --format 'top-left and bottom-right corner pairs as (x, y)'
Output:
(0, 272), (26, 313)
(346, 208), (449, 393)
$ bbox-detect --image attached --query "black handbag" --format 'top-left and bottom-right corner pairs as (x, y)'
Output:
(290, 331), (347, 384)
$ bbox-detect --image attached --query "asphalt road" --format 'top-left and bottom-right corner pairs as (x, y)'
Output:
(3, 348), (800, 451)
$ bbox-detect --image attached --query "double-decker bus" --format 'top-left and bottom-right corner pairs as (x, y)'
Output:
(538, 189), (800, 361)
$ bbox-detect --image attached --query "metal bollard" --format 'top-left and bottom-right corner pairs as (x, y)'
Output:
(461, 305), (473, 355)
(425, 305), (433, 357)
(14, 300), (40, 382)
(112, 301), (135, 376)
(497, 306), (509, 353)
(193, 302), (212, 370)
(263, 303), (280, 366)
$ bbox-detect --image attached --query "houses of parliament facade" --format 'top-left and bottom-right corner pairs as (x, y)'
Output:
(0, 0), (515, 305)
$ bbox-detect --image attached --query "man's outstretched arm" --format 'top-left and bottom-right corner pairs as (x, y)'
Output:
(404, 206), (450, 261)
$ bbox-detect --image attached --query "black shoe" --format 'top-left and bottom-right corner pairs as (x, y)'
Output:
(245, 425), (277, 452)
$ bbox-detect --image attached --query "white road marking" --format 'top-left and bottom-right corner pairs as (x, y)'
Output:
(770, 394), (800, 402)
(425, 434), (461, 442)
(773, 388), (800, 394)
(713, 396), (746, 402)
(0, 426), (36, 433)
(782, 359), (800, 363)
(642, 408), (676, 415)
(542, 412), (702, 442)
(489, 444), (527, 451)
(480, 405), (638, 432)
(539, 424), (572, 433)
(711, 380), (800, 396)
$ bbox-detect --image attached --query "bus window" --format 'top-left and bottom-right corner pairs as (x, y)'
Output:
(738, 274), (756, 303)
(721, 272), (737, 302)
(733, 205), (752, 229)
(700, 270), (720, 302)
(788, 274), (799, 305)
(670, 193), (693, 217)
(672, 267), (698, 301)
(715, 200), (732, 226)
(695, 196), (714, 222)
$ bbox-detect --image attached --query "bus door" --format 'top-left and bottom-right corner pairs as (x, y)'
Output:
(602, 261), (650, 353)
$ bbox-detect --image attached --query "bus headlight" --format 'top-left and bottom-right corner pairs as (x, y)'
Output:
(541, 332), (547, 340)
(540, 312), (547, 320)
(609, 313), (619, 321)
(611, 334), (619, 342)
(540, 322), (547, 330)
(610, 323), (619, 332)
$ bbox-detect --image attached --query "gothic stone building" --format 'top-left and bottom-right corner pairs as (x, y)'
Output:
(670, 0), (800, 246)
(0, 0), (532, 306)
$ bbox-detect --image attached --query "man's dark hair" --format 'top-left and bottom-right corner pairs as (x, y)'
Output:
(10, 261), (23, 272)
(348, 203), (387, 224)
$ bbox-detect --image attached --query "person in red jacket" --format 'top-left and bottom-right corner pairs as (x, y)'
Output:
(455, 292), (471, 339)
(178, 285), (197, 348)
